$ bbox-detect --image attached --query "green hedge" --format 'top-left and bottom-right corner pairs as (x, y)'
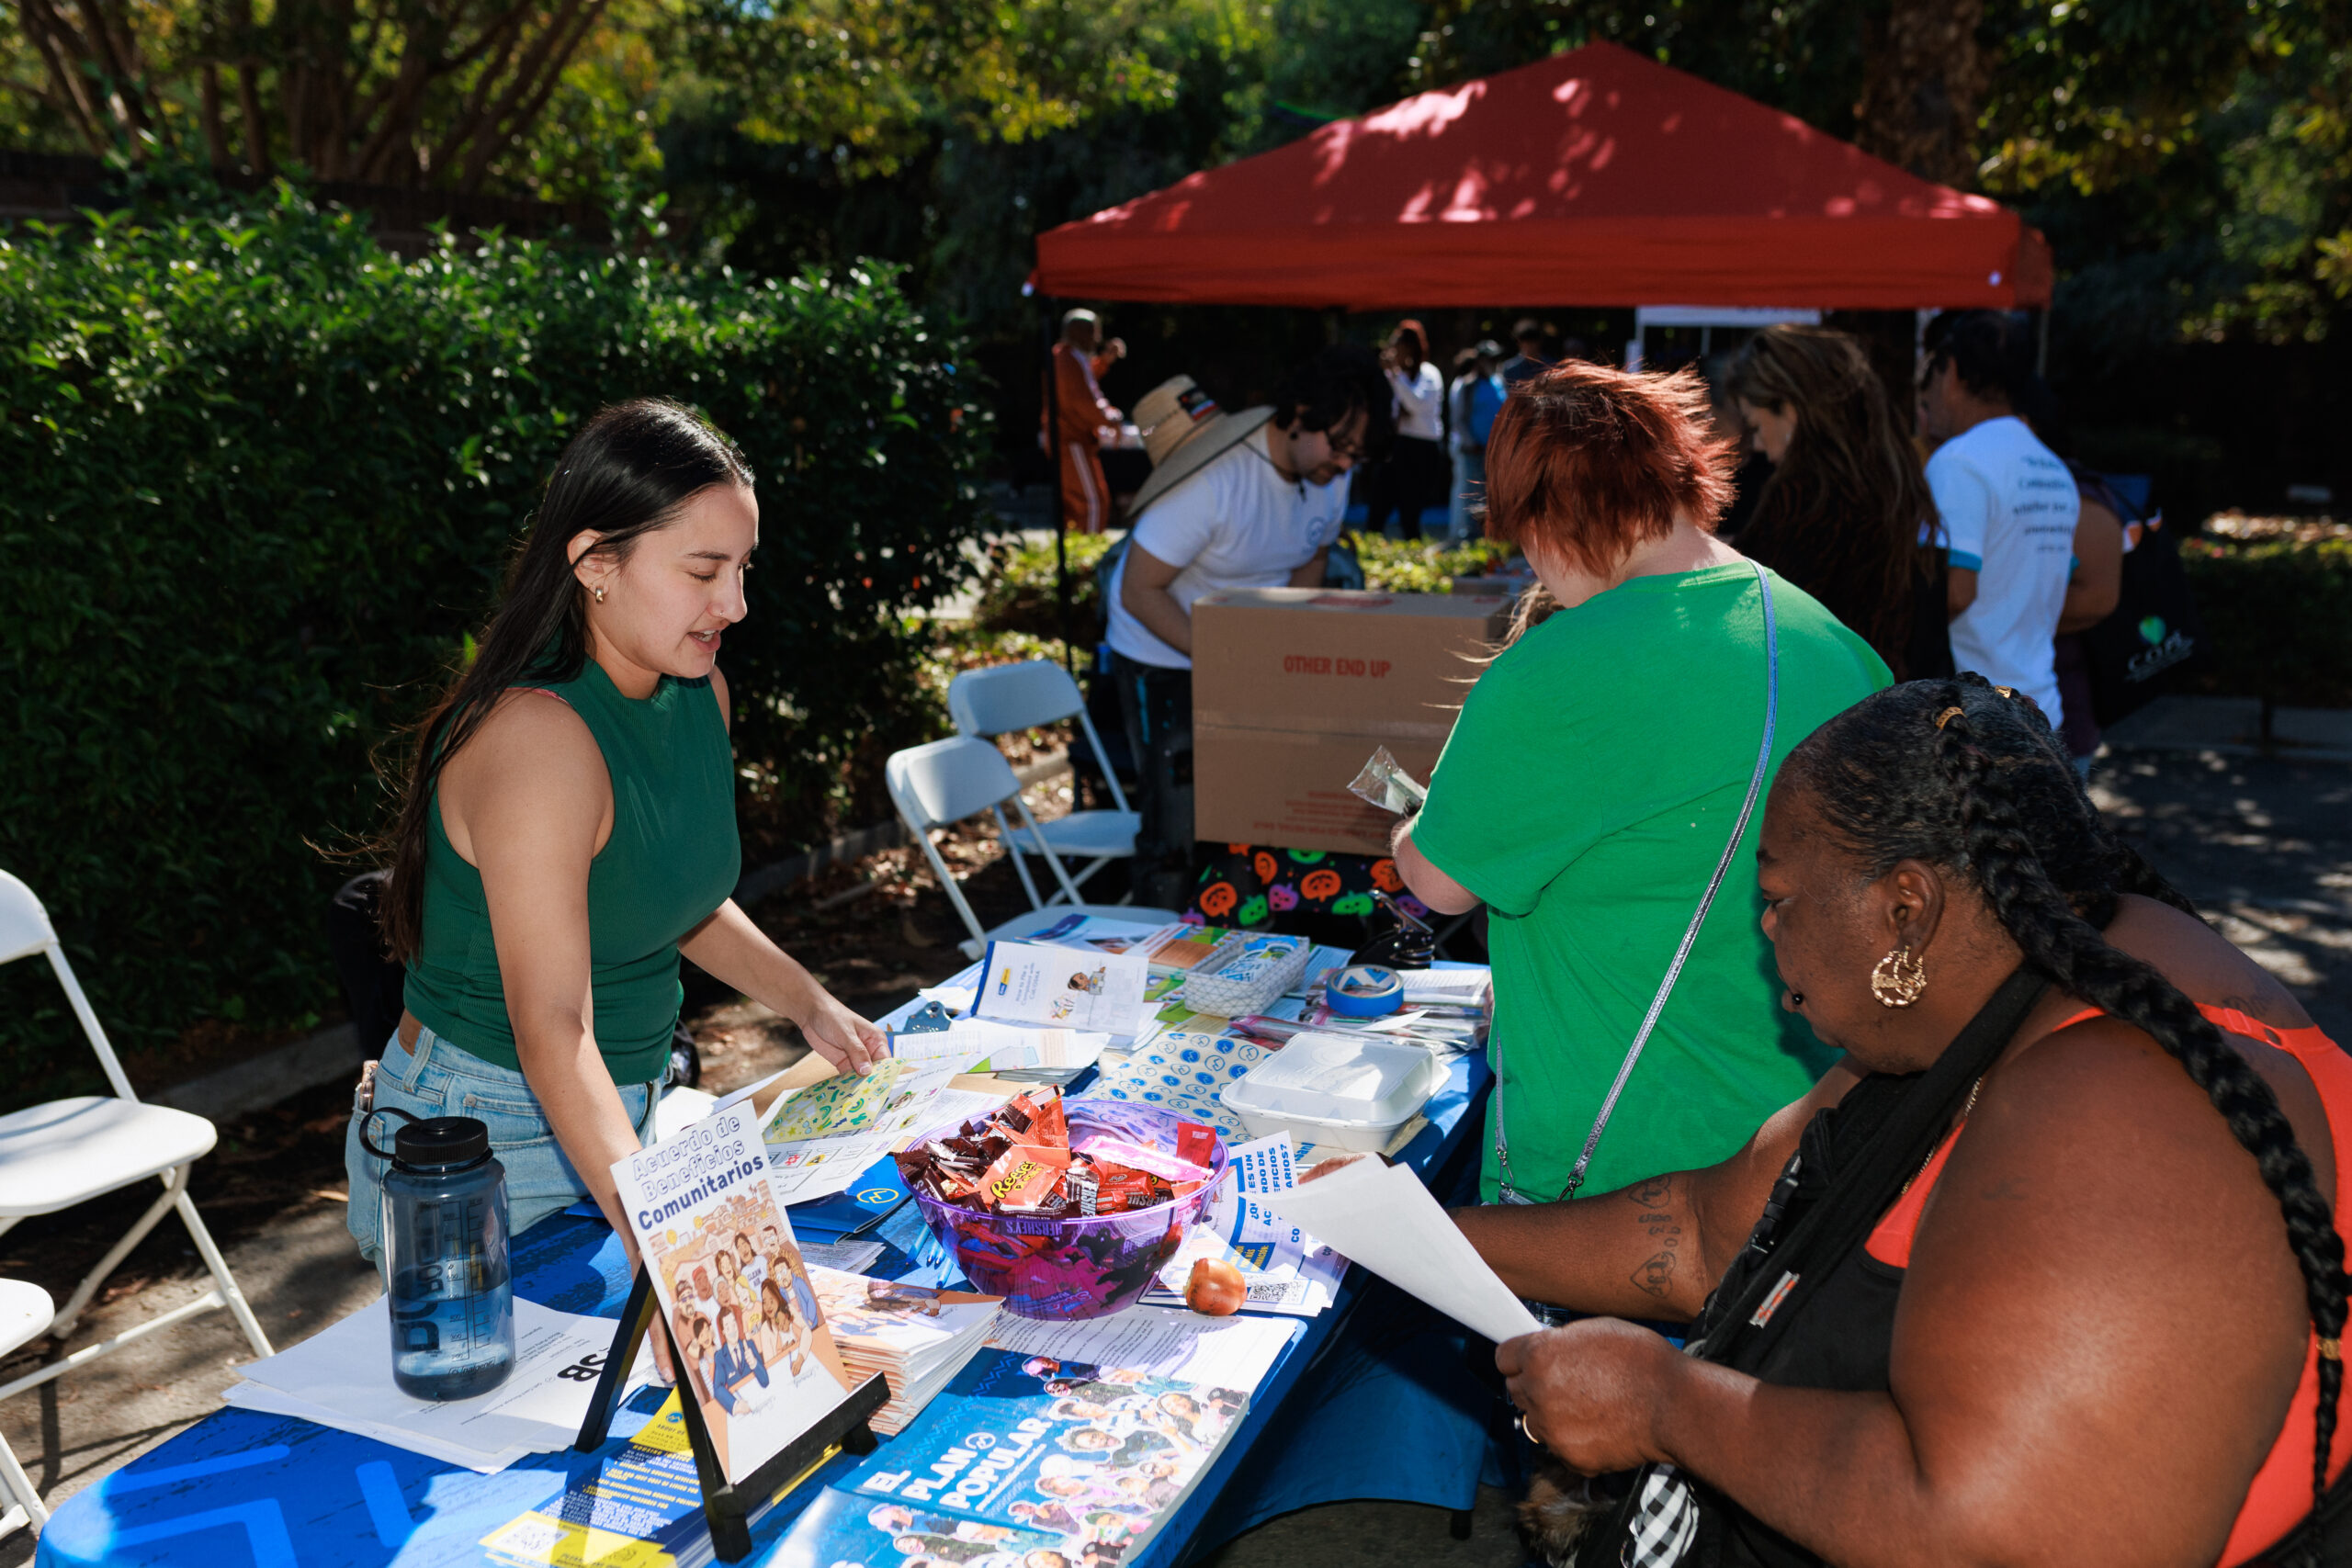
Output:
(0, 188), (990, 1097)
(2181, 535), (2352, 709)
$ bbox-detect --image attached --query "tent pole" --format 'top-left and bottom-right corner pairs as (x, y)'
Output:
(1042, 294), (1075, 677)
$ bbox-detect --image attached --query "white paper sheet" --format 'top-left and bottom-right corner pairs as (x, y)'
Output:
(986, 1306), (1298, 1393)
(220, 1382), (534, 1473)
(1256, 1156), (1544, 1345)
(975, 939), (1152, 1036)
(889, 1018), (1109, 1076)
(231, 1295), (649, 1468)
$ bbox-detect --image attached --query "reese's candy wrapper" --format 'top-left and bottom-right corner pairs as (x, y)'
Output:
(979, 1143), (1072, 1211)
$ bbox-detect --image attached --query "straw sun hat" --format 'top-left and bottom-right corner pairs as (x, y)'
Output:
(1125, 376), (1274, 522)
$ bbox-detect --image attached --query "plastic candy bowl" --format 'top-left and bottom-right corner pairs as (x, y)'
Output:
(908, 1101), (1229, 1320)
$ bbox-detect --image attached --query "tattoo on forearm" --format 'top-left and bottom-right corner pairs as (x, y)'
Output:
(1625, 1177), (1684, 1299)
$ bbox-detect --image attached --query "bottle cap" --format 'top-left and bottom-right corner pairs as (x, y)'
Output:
(392, 1115), (492, 1172)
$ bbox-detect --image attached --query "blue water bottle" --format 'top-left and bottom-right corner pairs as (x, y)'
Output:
(362, 1110), (516, 1400)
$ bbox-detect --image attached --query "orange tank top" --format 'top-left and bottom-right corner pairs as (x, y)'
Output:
(1865, 1004), (2352, 1565)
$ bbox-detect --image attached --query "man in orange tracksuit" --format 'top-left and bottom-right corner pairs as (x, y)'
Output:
(1041, 308), (1126, 534)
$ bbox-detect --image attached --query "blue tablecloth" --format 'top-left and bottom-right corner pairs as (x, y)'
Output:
(36, 1051), (1494, 1568)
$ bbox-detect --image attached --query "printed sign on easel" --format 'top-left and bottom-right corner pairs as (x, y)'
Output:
(608, 1102), (866, 1483)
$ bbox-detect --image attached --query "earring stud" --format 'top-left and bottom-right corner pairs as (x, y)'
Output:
(1871, 946), (1928, 1008)
(592, 585), (606, 604)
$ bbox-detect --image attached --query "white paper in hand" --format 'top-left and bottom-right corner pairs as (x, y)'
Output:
(1257, 1156), (1543, 1345)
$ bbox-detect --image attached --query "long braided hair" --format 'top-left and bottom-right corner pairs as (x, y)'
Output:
(1787, 674), (2350, 1543)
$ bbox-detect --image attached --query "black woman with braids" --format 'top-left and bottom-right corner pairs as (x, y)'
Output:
(1372, 674), (2352, 1567)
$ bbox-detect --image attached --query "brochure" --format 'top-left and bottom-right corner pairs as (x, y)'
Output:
(786, 1156), (911, 1241)
(762, 1051), (996, 1206)
(985, 1305), (1296, 1394)
(608, 1102), (863, 1485)
(770, 1485), (1070, 1568)
(975, 939), (1152, 1038)
(480, 1392), (717, 1568)
(763, 1059), (911, 1142)
(1138, 1134), (1343, 1317)
(808, 1268), (1003, 1434)
(797, 1238), (888, 1276)
(890, 1018), (1111, 1084)
(838, 1348), (1249, 1562)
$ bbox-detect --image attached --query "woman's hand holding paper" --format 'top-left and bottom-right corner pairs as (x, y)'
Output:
(1498, 1317), (1683, 1474)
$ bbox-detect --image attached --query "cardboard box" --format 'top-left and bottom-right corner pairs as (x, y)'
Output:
(1190, 588), (1514, 854)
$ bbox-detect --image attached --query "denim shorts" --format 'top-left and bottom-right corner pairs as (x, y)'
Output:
(345, 1021), (660, 1269)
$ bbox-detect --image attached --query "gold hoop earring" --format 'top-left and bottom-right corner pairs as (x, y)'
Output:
(1871, 946), (1928, 1008)
(592, 585), (606, 604)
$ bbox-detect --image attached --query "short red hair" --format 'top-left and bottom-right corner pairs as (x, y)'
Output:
(1483, 363), (1735, 576)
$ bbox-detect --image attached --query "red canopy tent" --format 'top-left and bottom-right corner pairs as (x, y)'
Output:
(1033, 40), (2051, 311)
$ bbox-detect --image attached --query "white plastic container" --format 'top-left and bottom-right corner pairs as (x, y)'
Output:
(1176, 933), (1312, 1019)
(1218, 1032), (1446, 1153)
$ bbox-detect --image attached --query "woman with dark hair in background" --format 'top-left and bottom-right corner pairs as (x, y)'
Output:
(345, 399), (885, 1284)
(1364, 320), (1448, 540)
(1447, 676), (2351, 1566)
(1726, 325), (1951, 681)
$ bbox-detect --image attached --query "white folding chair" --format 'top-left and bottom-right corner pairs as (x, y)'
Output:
(947, 660), (1143, 908)
(0, 1280), (54, 1538)
(0, 872), (273, 1415)
(885, 737), (1183, 960)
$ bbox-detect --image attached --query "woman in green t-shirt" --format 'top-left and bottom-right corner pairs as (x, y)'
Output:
(345, 400), (884, 1277)
(1394, 362), (1889, 1205)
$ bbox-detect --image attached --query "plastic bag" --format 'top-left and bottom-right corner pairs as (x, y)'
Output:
(1348, 746), (1429, 815)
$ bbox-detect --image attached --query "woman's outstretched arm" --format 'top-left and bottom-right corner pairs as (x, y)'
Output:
(1449, 1064), (1858, 1321)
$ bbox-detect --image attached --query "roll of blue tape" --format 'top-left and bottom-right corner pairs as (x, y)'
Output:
(1325, 964), (1404, 1018)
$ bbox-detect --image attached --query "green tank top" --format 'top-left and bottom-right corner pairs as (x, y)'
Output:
(404, 660), (741, 1084)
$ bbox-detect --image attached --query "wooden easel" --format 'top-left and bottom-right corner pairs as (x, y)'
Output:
(574, 1268), (889, 1562)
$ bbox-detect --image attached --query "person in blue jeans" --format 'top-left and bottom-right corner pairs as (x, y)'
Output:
(345, 400), (885, 1308)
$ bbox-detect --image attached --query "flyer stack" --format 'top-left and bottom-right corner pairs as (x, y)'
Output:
(808, 1269), (1003, 1434)
(775, 1348), (1250, 1567)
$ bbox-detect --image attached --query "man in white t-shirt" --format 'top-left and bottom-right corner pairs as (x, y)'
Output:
(1104, 347), (1388, 906)
(1919, 310), (2078, 728)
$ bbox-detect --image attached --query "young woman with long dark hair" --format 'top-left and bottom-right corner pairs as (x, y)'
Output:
(1438, 676), (2351, 1566)
(345, 399), (883, 1275)
(1725, 325), (1950, 681)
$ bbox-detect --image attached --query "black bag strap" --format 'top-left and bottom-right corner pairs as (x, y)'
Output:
(1695, 965), (2050, 1370)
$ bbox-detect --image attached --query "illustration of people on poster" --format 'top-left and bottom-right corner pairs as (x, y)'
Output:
(611, 1102), (860, 1481)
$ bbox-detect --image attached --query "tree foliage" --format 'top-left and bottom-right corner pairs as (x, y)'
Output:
(0, 0), (670, 197)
